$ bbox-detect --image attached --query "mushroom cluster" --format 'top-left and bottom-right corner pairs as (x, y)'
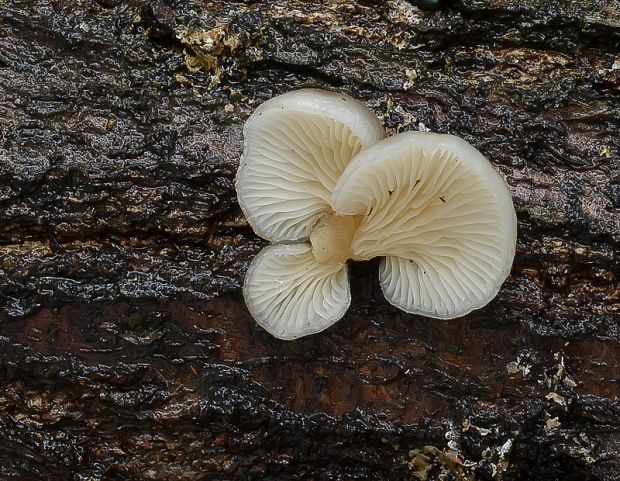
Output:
(236, 89), (517, 340)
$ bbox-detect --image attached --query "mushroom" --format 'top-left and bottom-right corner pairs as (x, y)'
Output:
(236, 88), (384, 243)
(331, 131), (517, 319)
(243, 244), (351, 340)
(236, 88), (384, 339)
(237, 89), (517, 339)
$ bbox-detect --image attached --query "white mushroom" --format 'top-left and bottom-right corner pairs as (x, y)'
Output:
(331, 131), (517, 319)
(236, 88), (384, 243)
(237, 88), (518, 339)
(243, 244), (350, 340)
(236, 88), (384, 339)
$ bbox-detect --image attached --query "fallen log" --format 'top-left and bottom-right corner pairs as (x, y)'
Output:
(0, 0), (619, 479)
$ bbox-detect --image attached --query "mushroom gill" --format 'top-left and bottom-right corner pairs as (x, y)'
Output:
(236, 88), (384, 243)
(331, 132), (517, 319)
(243, 244), (351, 340)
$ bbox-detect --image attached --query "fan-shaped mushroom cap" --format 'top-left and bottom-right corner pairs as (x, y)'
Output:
(236, 88), (384, 243)
(331, 132), (517, 319)
(243, 243), (350, 340)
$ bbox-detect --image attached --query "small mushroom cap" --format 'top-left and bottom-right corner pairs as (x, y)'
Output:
(331, 132), (517, 319)
(236, 88), (384, 243)
(243, 243), (351, 340)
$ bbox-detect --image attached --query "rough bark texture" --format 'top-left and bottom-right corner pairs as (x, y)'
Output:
(1, 0), (619, 480)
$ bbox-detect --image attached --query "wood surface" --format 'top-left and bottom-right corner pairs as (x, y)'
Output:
(1, 0), (619, 479)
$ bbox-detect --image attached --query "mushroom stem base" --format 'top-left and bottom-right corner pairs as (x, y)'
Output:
(310, 214), (360, 266)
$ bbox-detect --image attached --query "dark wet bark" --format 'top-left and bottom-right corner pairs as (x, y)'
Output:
(1, 0), (619, 480)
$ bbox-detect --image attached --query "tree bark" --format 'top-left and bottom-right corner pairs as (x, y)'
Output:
(1, 0), (619, 479)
